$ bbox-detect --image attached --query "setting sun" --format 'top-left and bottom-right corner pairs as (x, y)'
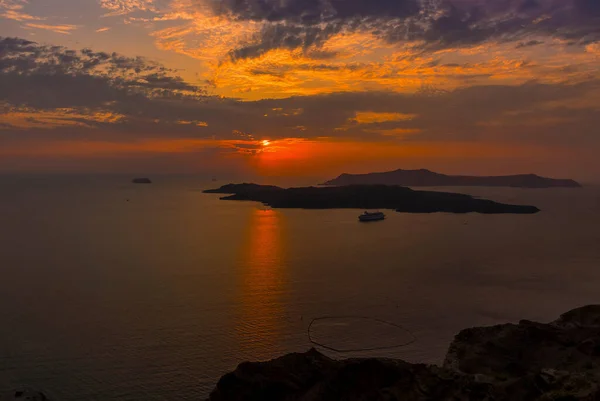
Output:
(262, 140), (271, 147)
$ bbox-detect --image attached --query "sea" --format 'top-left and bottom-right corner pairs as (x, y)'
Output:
(1, 174), (599, 400)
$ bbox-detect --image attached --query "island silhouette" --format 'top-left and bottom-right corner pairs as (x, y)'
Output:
(132, 178), (152, 184)
(204, 184), (540, 214)
(322, 169), (581, 188)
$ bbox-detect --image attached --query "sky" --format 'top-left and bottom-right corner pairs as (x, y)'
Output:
(1, 0), (600, 181)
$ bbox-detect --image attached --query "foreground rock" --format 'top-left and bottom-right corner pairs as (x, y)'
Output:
(208, 305), (600, 401)
(2, 391), (49, 401)
(204, 183), (540, 214)
(322, 168), (582, 188)
(445, 305), (600, 378)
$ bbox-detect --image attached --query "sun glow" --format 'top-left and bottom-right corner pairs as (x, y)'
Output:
(262, 140), (271, 146)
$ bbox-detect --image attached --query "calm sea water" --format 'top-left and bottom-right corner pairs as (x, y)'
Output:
(1, 175), (600, 400)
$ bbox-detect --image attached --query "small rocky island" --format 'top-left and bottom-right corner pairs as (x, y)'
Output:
(208, 305), (600, 401)
(132, 178), (152, 184)
(322, 169), (582, 188)
(204, 183), (540, 214)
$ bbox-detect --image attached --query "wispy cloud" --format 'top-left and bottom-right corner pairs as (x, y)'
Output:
(1, 108), (126, 130)
(353, 112), (416, 124)
(1, 9), (42, 21)
(96, 27), (111, 33)
(0, 0), (43, 22)
(99, 0), (157, 16)
(24, 23), (79, 34)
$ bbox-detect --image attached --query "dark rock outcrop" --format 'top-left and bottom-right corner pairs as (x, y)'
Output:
(3, 390), (49, 401)
(208, 305), (600, 401)
(322, 169), (582, 188)
(203, 183), (540, 214)
(444, 305), (600, 379)
(209, 349), (495, 401)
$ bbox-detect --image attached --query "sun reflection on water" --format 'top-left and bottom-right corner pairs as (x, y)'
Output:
(235, 208), (287, 359)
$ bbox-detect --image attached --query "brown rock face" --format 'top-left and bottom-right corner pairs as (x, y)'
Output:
(444, 305), (600, 378)
(209, 305), (600, 401)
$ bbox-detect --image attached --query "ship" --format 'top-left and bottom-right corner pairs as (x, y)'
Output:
(358, 211), (385, 222)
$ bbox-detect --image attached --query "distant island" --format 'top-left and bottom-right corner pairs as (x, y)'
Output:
(322, 169), (581, 188)
(204, 183), (540, 214)
(132, 178), (152, 184)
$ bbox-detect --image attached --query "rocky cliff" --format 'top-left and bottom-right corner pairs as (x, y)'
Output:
(208, 305), (600, 401)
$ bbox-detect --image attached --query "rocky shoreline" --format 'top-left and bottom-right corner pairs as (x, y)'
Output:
(10, 306), (600, 400)
(208, 305), (600, 401)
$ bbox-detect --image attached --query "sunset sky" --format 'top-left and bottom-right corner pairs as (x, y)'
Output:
(1, 0), (600, 180)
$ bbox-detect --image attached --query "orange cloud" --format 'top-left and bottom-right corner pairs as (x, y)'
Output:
(208, 37), (600, 100)
(364, 128), (422, 137)
(82, 0), (595, 102)
(99, 0), (157, 16)
(1, 108), (126, 129)
(0, 0), (43, 22)
(586, 43), (600, 55)
(353, 112), (416, 124)
(175, 120), (209, 127)
(24, 22), (79, 34)
(57, 0), (598, 102)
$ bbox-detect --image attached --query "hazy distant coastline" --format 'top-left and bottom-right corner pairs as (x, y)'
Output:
(322, 169), (582, 188)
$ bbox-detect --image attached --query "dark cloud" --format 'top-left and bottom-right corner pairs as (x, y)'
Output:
(2, 37), (600, 153)
(218, 0), (600, 60)
(0, 37), (235, 137)
(575, 0), (600, 16)
(229, 22), (346, 61)
(516, 40), (544, 49)
(212, 0), (420, 23)
(0, 36), (204, 111)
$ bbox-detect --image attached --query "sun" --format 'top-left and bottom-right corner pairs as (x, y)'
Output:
(262, 140), (271, 146)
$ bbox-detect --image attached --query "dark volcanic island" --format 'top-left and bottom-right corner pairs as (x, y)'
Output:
(204, 183), (540, 214)
(322, 169), (581, 188)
